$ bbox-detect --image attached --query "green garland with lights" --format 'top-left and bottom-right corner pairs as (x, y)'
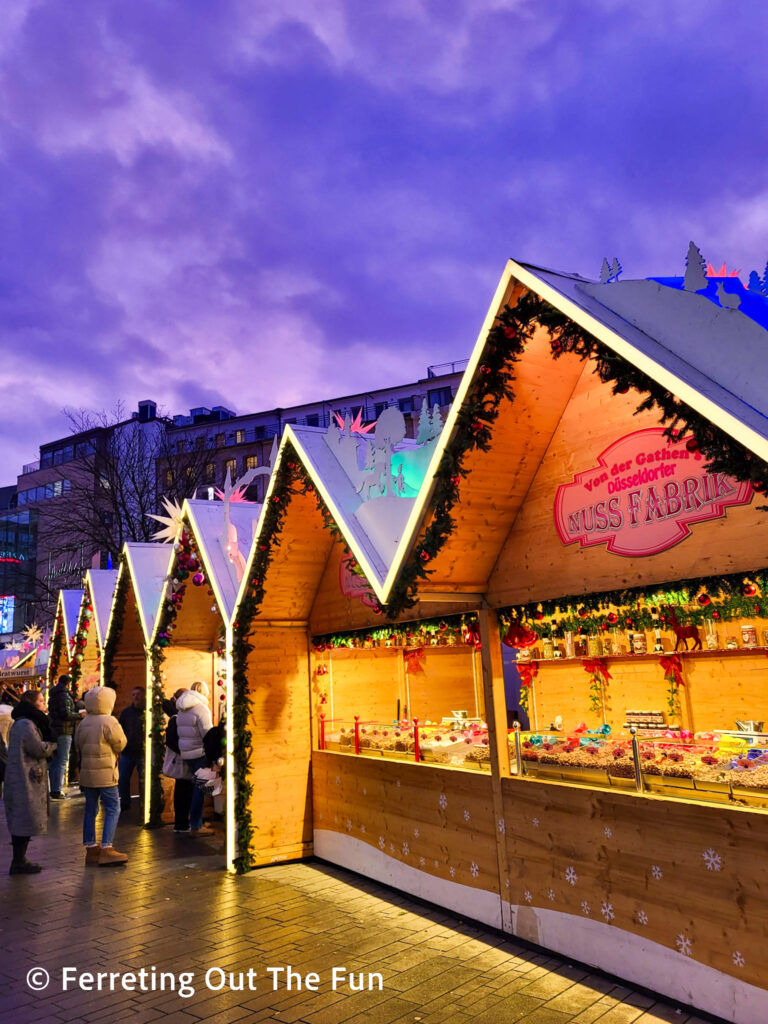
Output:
(499, 568), (768, 639)
(68, 590), (94, 697)
(312, 612), (478, 651)
(46, 615), (66, 688)
(385, 289), (768, 619)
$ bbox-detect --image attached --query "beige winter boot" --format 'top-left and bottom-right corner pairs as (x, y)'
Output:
(85, 845), (101, 866)
(98, 846), (128, 866)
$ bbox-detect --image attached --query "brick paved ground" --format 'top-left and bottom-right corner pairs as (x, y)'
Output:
(0, 794), (720, 1024)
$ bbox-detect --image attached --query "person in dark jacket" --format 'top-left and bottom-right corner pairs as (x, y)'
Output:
(47, 675), (82, 799)
(117, 687), (145, 813)
(5, 690), (56, 874)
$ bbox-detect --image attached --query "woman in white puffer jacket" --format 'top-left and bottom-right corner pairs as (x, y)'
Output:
(174, 682), (214, 836)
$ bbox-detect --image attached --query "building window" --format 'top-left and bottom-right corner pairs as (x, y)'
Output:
(176, 440), (188, 453)
(428, 386), (452, 407)
(245, 456), (258, 471)
(235, 429), (246, 445)
(165, 469), (175, 488)
(224, 458), (237, 481)
(74, 440), (95, 458)
(40, 452), (53, 468)
(195, 436), (205, 450)
(374, 402), (388, 418)
(398, 397), (414, 414)
(306, 414), (319, 428)
(216, 433), (225, 448)
(204, 463), (215, 483)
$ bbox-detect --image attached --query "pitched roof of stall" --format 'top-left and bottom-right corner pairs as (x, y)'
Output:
(508, 260), (768, 458)
(58, 589), (84, 645)
(184, 499), (263, 622)
(237, 257), (768, 616)
(84, 569), (119, 647)
(119, 543), (175, 643)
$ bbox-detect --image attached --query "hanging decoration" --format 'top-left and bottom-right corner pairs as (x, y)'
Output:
(660, 654), (685, 716)
(499, 568), (768, 642)
(403, 647), (425, 674)
(102, 556), (130, 690)
(583, 658), (611, 717)
(147, 496), (186, 543)
(311, 612), (476, 652)
(68, 592), (94, 696)
(517, 661), (537, 714)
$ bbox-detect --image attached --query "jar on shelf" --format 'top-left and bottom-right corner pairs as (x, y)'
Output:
(705, 619), (719, 651)
(564, 631), (575, 658)
(725, 636), (739, 650)
(542, 637), (555, 660)
(632, 632), (648, 655)
(762, 629), (768, 648)
(742, 624), (758, 648)
(587, 635), (601, 657)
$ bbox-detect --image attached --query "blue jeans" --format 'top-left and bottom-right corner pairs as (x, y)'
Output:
(118, 752), (143, 811)
(49, 734), (73, 793)
(185, 755), (209, 830)
(82, 786), (120, 847)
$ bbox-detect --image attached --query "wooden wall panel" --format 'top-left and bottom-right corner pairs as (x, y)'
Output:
(501, 776), (768, 994)
(246, 626), (314, 864)
(326, 648), (403, 726)
(488, 367), (768, 607)
(313, 751), (499, 895)
(407, 647), (484, 722)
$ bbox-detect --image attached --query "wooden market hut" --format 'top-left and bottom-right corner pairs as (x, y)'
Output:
(67, 568), (118, 695)
(148, 498), (261, 824)
(230, 258), (768, 1023)
(46, 588), (83, 686)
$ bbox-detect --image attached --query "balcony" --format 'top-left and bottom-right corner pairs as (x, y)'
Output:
(21, 461), (40, 475)
(427, 359), (468, 379)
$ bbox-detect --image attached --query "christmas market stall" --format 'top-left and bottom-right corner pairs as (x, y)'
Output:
(46, 588), (83, 687)
(67, 568), (118, 696)
(147, 493), (261, 826)
(229, 410), (493, 875)
(303, 252), (768, 1023)
(101, 541), (173, 718)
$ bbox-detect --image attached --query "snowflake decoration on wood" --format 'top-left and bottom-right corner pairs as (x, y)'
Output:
(675, 933), (692, 957)
(395, 779), (401, 787)
(497, 818), (506, 834)
(378, 836), (385, 850)
(360, 824), (366, 833)
(402, 841), (409, 856)
(733, 951), (745, 968)
(419, 856), (425, 867)
(413, 827), (419, 838)
(565, 866), (578, 886)
(389, 843), (395, 854)
(651, 865), (663, 880)
(438, 793), (447, 810)
(449, 866), (456, 878)
(601, 902), (615, 922)
(470, 862), (479, 878)
(547, 888), (556, 902)
(702, 848), (722, 871)
(603, 826), (613, 838)
(637, 910), (648, 926)
(524, 890), (533, 904)
(581, 901), (590, 915)
(147, 496), (185, 543)
(335, 776), (341, 786)
(463, 809), (471, 822)
(532, 817), (540, 828)
(345, 818), (352, 832)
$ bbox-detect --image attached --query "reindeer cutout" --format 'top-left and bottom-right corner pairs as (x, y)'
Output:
(663, 606), (702, 651)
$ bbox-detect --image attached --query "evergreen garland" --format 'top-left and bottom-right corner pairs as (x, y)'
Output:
(68, 589), (94, 697)
(46, 614), (66, 687)
(312, 612), (478, 651)
(499, 567), (768, 638)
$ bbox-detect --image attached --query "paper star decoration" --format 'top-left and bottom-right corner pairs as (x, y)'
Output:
(147, 497), (186, 543)
(22, 624), (43, 646)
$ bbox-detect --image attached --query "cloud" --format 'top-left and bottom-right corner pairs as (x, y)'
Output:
(0, 0), (766, 485)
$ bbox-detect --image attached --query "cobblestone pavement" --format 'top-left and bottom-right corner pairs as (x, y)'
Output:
(0, 793), (721, 1024)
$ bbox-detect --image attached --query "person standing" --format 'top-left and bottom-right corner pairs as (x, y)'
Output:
(75, 686), (128, 866)
(0, 697), (14, 797)
(117, 687), (145, 814)
(47, 674), (81, 799)
(4, 689), (56, 875)
(175, 681), (214, 836)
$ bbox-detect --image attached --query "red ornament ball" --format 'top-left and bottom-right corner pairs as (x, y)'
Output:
(742, 583), (757, 597)
(697, 593), (711, 606)
(614, 383), (630, 395)
(534, 611), (544, 621)
(577, 607), (589, 618)
(685, 438), (700, 453)
(420, 550), (431, 562)
(606, 612), (618, 624)
(712, 610), (721, 620)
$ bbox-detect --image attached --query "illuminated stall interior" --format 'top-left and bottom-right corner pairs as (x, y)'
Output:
(68, 568), (118, 696)
(46, 588), (83, 686)
(150, 498), (260, 822)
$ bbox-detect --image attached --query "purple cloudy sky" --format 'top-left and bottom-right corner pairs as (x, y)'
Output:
(1, 1), (766, 482)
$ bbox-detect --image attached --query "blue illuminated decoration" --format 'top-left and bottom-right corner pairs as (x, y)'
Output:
(0, 595), (15, 634)
(649, 275), (768, 332)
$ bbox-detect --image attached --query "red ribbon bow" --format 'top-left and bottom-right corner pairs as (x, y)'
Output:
(403, 647), (425, 674)
(517, 662), (538, 689)
(659, 654), (684, 687)
(581, 658), (612, 682)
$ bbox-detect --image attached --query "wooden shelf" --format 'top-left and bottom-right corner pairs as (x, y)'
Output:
(525, 647), (767, 665)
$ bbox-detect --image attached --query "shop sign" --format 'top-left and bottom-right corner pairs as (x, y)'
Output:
(554, 427), (753, 557)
